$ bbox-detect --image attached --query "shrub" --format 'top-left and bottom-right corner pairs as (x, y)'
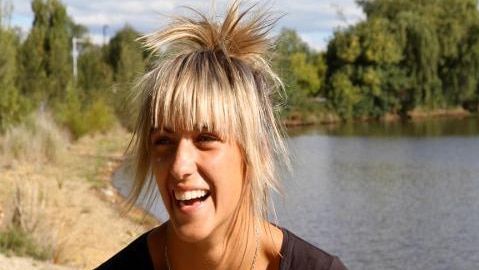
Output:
(0, 227), (51, 260)
(84, 98), (117, 134)
(2, 112), (67, 163)
(0, 180), (56, 261)
(55, 88), (118, 139)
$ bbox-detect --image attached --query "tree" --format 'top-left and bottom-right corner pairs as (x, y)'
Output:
(107, 25), (144, 84)
(106, 25), (145, 130)
(0, 1), (26, 131)
(78, 44), (113, 100)
(274, 28), (325, 115)
(18, 0), (72, 107)
(325, 17), (405, 119)
(325, 0), (479, 119)
(290, 52), (321, 97)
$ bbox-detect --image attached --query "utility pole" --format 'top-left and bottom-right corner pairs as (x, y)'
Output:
(103, 25), (109, 45)
(72, 37), (88, 83)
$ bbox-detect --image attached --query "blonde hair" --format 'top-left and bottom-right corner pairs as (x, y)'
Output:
(129, 1), (289, 223)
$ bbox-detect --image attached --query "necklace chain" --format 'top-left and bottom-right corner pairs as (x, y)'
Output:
(164, 244), (171, 270)
(165, 225), (260, 270)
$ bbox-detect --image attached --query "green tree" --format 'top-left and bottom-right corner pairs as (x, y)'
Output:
(18, 0), (72, 107)
(326, 17), (405, 119)
(106, 25), (145, 130)
(290, 52), (320, 97)
(274, 28), (326, 118)
(0, 1), (26, 131)
(78, 44), (113, 100)
(325, 0), (479, 119)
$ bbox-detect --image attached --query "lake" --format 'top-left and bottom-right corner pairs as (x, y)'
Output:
(113, 116), (479, 270)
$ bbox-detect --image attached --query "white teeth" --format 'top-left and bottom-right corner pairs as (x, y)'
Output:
(174, 190), (208, 201)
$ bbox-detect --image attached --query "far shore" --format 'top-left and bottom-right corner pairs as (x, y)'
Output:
(283, 107), (477, 127)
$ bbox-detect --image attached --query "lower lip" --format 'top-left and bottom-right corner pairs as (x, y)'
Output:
(175, 196), (209, 214)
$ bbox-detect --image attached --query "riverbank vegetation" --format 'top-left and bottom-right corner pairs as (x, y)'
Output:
(279, 0), (479, 123)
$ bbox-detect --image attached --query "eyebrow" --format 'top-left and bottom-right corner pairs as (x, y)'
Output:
(162, 127), (174, 133)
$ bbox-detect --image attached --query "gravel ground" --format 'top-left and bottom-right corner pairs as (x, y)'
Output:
(0, 253), (76, 270)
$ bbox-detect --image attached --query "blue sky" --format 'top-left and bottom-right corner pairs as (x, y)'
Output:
(10, 0), (364, 51)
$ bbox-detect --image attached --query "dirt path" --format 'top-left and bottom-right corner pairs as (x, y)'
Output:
(0, 130), (158, 270)
(0, 253), (75, 270)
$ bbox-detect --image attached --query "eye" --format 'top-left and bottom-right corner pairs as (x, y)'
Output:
(153, 136), (174, 146)
(196, 133), (220, 143)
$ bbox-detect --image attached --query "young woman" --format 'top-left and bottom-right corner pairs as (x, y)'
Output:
(96, 1), (347, 269)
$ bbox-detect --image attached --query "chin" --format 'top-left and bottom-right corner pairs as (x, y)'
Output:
(171, 221), (214, 243)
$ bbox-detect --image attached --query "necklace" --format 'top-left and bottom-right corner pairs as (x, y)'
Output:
(164, 225), (260, 270)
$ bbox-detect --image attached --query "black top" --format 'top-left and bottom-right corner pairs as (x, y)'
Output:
(279, 229), (347, 270)
(95, 227), (347, 270)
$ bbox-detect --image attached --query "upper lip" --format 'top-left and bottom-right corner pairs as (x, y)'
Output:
(174, 190), (209, 200)
(171, 186), (210, 199)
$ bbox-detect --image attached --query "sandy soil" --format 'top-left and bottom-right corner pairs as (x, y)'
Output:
(0, 130), (158, 270)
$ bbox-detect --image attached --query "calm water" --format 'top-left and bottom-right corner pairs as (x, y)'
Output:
(113, 117), (479, 270)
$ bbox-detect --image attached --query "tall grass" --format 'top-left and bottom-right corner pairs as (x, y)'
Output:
(0, 227), (51, 260)
(1, 112), (67, 164)
(0, 181), (54, 261)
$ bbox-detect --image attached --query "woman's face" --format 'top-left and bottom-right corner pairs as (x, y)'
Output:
(150, 127), (246, 242)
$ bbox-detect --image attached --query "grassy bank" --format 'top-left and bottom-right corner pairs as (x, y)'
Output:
(0, 114), (156, 269)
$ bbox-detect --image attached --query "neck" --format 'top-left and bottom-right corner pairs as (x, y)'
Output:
(165, 217), (259, 270)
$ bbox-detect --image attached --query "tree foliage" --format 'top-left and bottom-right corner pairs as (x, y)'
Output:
(18, 0), (72, 106)
(324, 0), (479, 120)
(0, 0), (27, 131)
(106, 25), (145, 130)
(0, 0), (147, 136)
(274, 28), (329, 121)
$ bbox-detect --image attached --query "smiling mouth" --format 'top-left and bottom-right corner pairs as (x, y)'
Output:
(174, 190), (211, 207)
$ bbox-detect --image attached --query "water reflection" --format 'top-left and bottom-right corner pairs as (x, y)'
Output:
(287, 116), (479, 137)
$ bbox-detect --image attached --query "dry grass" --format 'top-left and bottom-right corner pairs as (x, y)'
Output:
(0, 174), (62, 261)
(1, 113), (67, 164)
(0, 123), (157, 269)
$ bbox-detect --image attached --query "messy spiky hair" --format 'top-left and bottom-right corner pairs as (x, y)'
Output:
(130, 0), (289, 223)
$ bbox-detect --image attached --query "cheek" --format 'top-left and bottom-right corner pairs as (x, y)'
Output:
(152, 167), (174, 212)
(216, 158), (245, 198)
(151, 160), (171, 194)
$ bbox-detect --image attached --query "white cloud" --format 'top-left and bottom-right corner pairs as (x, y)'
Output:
(11, 0), (364, 50)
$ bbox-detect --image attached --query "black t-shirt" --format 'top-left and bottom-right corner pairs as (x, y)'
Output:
(279, 228), (347, 270)
(95, 227), (348, 270)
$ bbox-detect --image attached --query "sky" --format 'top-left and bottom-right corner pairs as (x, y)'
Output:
(9, 0), (365, 51)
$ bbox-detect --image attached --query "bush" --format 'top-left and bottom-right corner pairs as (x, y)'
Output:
(55, 88), (118, 139)
(2, 112), (67, 163)
(0, 227), (51, 260)
(84, 98), (117, 134)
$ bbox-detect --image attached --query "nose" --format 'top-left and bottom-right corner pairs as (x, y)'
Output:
(170, 139), (197, 181)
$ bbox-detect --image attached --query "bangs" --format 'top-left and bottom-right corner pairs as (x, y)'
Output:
(150, 51), (243, 139)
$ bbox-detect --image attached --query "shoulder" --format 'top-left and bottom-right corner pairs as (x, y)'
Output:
(279, 228), (348, 270)
(94, 229), (154, 270)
